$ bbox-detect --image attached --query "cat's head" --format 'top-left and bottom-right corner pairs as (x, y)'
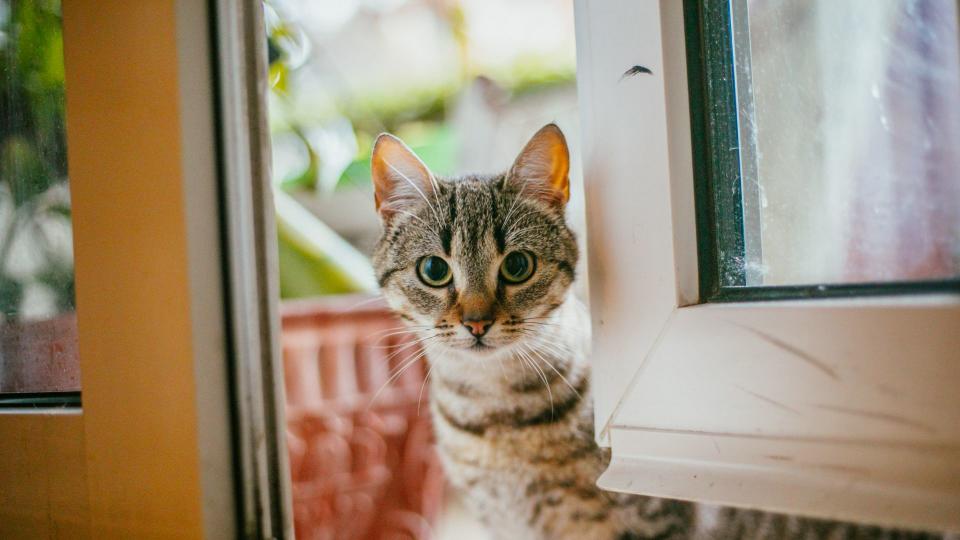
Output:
(371, 124), (578, 357)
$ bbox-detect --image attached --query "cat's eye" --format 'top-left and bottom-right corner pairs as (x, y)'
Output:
(417, 256), (453, 287)
(500, 251), (535, 284)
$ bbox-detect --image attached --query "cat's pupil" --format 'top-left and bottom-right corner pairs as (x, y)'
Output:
(504, 252), (528, 277)
(423, 257), (449, 281)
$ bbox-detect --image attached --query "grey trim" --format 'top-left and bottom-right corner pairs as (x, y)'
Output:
(211, 1), (293, 538)
(177, 0), (239, 536)
(729, 0), (764, 286)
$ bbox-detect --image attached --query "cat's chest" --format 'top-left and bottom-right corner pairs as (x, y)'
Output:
(433, 411), (607, 494)
(434, 419), (548, 478)
(431, 403), (592, 467)
(435, 446), (565, 539)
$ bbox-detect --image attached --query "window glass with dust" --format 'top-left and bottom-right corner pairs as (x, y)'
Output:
(0, 0), (78, 395)
(730, 0), (960, 287)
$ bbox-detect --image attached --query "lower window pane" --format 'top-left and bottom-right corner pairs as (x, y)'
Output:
(0, 0), (79, 395)
(731, 0), (960, 287)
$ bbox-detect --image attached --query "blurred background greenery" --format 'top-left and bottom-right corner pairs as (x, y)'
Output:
(0, 0), (74, 323)
(265, 0), (580, 299)
(0, 0), (580, 314)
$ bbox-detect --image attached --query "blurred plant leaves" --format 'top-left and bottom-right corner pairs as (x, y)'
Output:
(1, 0), (73, 321)
(274, 189), (376, 297)
(262, 0), (576, 299)
(2, 136), (54, 207)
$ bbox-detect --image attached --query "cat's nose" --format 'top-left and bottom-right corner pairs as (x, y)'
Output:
(462, 318), (493, 337)
(460, 294), (494, 337)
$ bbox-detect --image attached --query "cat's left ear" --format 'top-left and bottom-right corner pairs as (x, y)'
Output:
(371, 133), (437, 223)
(507, 123), (570, 207)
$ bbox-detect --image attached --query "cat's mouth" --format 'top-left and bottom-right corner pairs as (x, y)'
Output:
(437, 332), (521, 354)
(469, 341), (493, 352)
(454, 336), (508, 354)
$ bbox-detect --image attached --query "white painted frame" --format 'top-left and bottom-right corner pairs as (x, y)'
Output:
(574, 0), (960, 532)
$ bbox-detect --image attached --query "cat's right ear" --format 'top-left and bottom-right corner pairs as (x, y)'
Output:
(508, 123), (570, 208)
(370, 133), (436, 223)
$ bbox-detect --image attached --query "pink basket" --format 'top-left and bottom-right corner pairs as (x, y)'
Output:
(281, 295), (445, 540)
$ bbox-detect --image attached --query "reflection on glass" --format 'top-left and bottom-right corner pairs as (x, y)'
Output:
(732, 0), (960, 287)
(0, 0), (79, 394)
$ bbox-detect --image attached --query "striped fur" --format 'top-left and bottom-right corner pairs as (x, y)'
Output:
(370, 126), (952, 539)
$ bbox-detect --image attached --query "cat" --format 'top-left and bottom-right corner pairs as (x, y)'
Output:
(369, 123), (948, 539)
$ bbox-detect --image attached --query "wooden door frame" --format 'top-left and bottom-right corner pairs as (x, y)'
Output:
(0, 1), (291, 537)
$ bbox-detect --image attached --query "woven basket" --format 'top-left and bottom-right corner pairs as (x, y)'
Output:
(281, 295), (444, 540)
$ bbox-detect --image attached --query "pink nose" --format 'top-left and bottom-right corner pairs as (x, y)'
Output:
(462, 319), (493, 337)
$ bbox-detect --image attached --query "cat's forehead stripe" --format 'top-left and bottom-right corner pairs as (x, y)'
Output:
(450, 179), (497, 292)
(441, 185), (455, 255)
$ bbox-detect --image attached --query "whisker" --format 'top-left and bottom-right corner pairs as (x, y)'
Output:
(520, 328), (583, 399)
(369, 332), (433, 349)
(395, 209), (428, 228)
(519, 321), (562, 329)
(517, 318), (563, 327)
(504, 205), (549, 237)
(517, 354), (541, 393)
(426, 173), (445, 233)
(368, 331), (433, 349)
(342, 296), (390, 311)
(495, 355), (509, 385)
(380, 338), (429, 365)
(384, 335), (438, 371)
(369, 325), (430, 340)
(523, 334), (576, 364)
(519, 345), (554, 418)
(527, 345), (581, 399)
(368, 346), (431, 409)
(516, 352), (534, 380)
(370, 324), (427, 334)
(525, 332), (572, 354)
(417, 343), (438, 416)
(384, 159), (444, 230)
(505, 225), (555, 241)
(502, 187), (528, 230)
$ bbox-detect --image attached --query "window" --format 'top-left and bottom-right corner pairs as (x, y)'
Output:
(698, 0), (960, 297)
(574, 0), (959, 531)
(0, 0), (79, 403)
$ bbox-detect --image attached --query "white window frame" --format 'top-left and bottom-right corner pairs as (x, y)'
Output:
(574, 0), (960, 532)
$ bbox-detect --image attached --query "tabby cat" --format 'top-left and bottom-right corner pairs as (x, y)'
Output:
(369, 124), (948, 539)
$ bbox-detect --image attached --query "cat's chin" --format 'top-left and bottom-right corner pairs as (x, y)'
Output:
(441, 338), (526, 358)
(430, 338), (500, 357)
(445, 342), (500, 356)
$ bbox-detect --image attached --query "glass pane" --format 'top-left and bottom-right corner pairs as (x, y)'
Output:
(731, 0), (960, 287)
(0, 0), (79, 395)
(265, 0), (579, 536)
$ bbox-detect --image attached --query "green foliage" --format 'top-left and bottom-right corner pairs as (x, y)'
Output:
(1, 0), (67, 182)
(3, 136), (51, 206)
(266, 5), (377, 298)
(264, 5), (575, 195)
(0, 0), (73, 321)
(277, 127), (320, 191)
(274, 189), (377, 298)
(0, 277), (24, 319)
(262, 1), (576, 299)
(338, 123), (458, 190)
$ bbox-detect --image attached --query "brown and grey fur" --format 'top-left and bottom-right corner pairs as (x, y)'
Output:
(369, 125), (949, 540)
